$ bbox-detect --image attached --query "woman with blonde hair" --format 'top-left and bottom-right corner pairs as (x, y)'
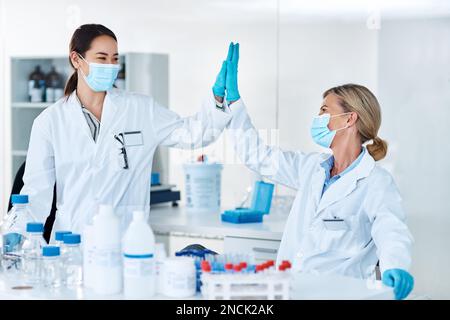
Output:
(218, 43), (414, 300)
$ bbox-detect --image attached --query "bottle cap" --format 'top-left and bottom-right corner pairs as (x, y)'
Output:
(43, 246), (60, 257)
(63, 233), (81, 244)
(11, 194), (29, 204)
(55, 231), (72, 241)
(278, 265), (287, 271)
(281, 260), (292, 268)
(201, 260), (211, 272)
(26, 222), (43, 233)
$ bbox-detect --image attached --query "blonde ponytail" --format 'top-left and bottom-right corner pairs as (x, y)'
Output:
(367, 137), (388, 161)
(323, 83), (388, 161)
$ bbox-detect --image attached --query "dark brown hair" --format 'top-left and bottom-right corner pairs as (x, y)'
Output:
(64, 24), (117, 97)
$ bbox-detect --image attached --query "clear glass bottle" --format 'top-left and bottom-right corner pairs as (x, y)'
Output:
(21, 222), (46, 285)
(41, 246), (62, 288)
(61, 233), (83, 287)
(1, 194), (36, 273)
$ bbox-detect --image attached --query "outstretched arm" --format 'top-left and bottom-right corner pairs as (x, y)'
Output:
(153, 43), (237, 149)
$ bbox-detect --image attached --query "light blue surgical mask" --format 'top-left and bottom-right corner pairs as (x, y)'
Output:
(310, 112), (351, 148)
(78, 53), (120, 92)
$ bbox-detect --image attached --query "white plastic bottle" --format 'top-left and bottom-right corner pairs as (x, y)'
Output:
(161, 257), (196, 298)
(82, 215), (96, 289)
(155, 242), (167, 294)
(92, 205), (122, 295)
(21, 222), (46, 285)
(122, 211), (156, 299)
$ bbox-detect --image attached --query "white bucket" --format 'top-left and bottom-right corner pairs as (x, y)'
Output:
(183, 163), (223, 213)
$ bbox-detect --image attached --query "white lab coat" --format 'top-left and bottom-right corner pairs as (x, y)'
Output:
(21, 89), (231, 237)
(226, 100), (413, 279)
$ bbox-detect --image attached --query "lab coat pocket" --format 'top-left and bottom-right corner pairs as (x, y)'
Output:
(322, 218), (350, 231)
(318, 217), (354, 252)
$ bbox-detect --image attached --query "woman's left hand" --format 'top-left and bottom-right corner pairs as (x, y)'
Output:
(382, 268), (414, 300)
(225, 42), (240, 103)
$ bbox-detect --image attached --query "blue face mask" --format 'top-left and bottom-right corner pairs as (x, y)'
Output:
(310, 113), (351, 148)
(78, 53), (120, 92)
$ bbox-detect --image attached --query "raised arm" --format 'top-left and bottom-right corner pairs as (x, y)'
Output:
(224, 42), (316, 190)
(226, 101), (314, 190)
(152, 44), (238, 149)
(151, 96), (231, 149)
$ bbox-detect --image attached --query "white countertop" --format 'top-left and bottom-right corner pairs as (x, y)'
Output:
(0, 272), (393, 300)
(148, 205), (287, 241)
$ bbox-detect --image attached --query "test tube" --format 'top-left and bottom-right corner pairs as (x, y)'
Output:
(225, 263), (234, 274)
(233, 265), (242, 273)
(201, 260), (211, 273)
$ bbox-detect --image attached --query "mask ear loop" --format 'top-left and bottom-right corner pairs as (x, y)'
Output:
(332, 112), (353, 132)
(76, 53), (90, 79)
(329, 111), (353, 119)
(76, 52), (88, 64)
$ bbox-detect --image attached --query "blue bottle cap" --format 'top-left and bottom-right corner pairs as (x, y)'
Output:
(11, 194), (29, 204)
(26, 222), (43, 233)
(55, 231), (72, 241)
(63, 233), (81, 244)
(42, 246), (60, 257)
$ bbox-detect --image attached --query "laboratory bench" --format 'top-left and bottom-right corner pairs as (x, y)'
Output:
(148, 205), (287, 261)
(0, 271), (394, 300)
(0, 205), (406, 300)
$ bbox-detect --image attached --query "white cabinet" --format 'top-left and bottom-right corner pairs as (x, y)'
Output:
(224, 236), (280, 263)
(152, 233), (281, 260)
(9, 56), (71, 180)
(4, 53), (169, 205)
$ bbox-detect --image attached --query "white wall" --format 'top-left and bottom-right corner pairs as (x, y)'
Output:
(277, 21), (379, 196)
(0, 0), (279, 210)
(1, 0), (449, 299)
(0, 0), (6, 217)
(378, 18), (450, 299)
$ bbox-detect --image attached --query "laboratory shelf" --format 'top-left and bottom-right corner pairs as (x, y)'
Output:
(12, 102), (52, 109)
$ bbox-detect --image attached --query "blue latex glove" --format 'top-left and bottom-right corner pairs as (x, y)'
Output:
(212, 42), (234, 97)
(225, 42), (240, 102)
(382, 269), (414, 300)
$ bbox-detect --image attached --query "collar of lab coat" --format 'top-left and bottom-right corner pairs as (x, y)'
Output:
(65, 89), (122, 146)
(313, 147), (375, 216)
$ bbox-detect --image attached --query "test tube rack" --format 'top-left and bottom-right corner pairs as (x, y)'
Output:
(200, 272), (290, 300)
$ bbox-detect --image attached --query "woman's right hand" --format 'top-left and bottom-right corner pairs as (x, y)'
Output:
(212, 42), (234, 101)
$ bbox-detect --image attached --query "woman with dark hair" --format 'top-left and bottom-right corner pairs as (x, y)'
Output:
(21, 24), (234, 235)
